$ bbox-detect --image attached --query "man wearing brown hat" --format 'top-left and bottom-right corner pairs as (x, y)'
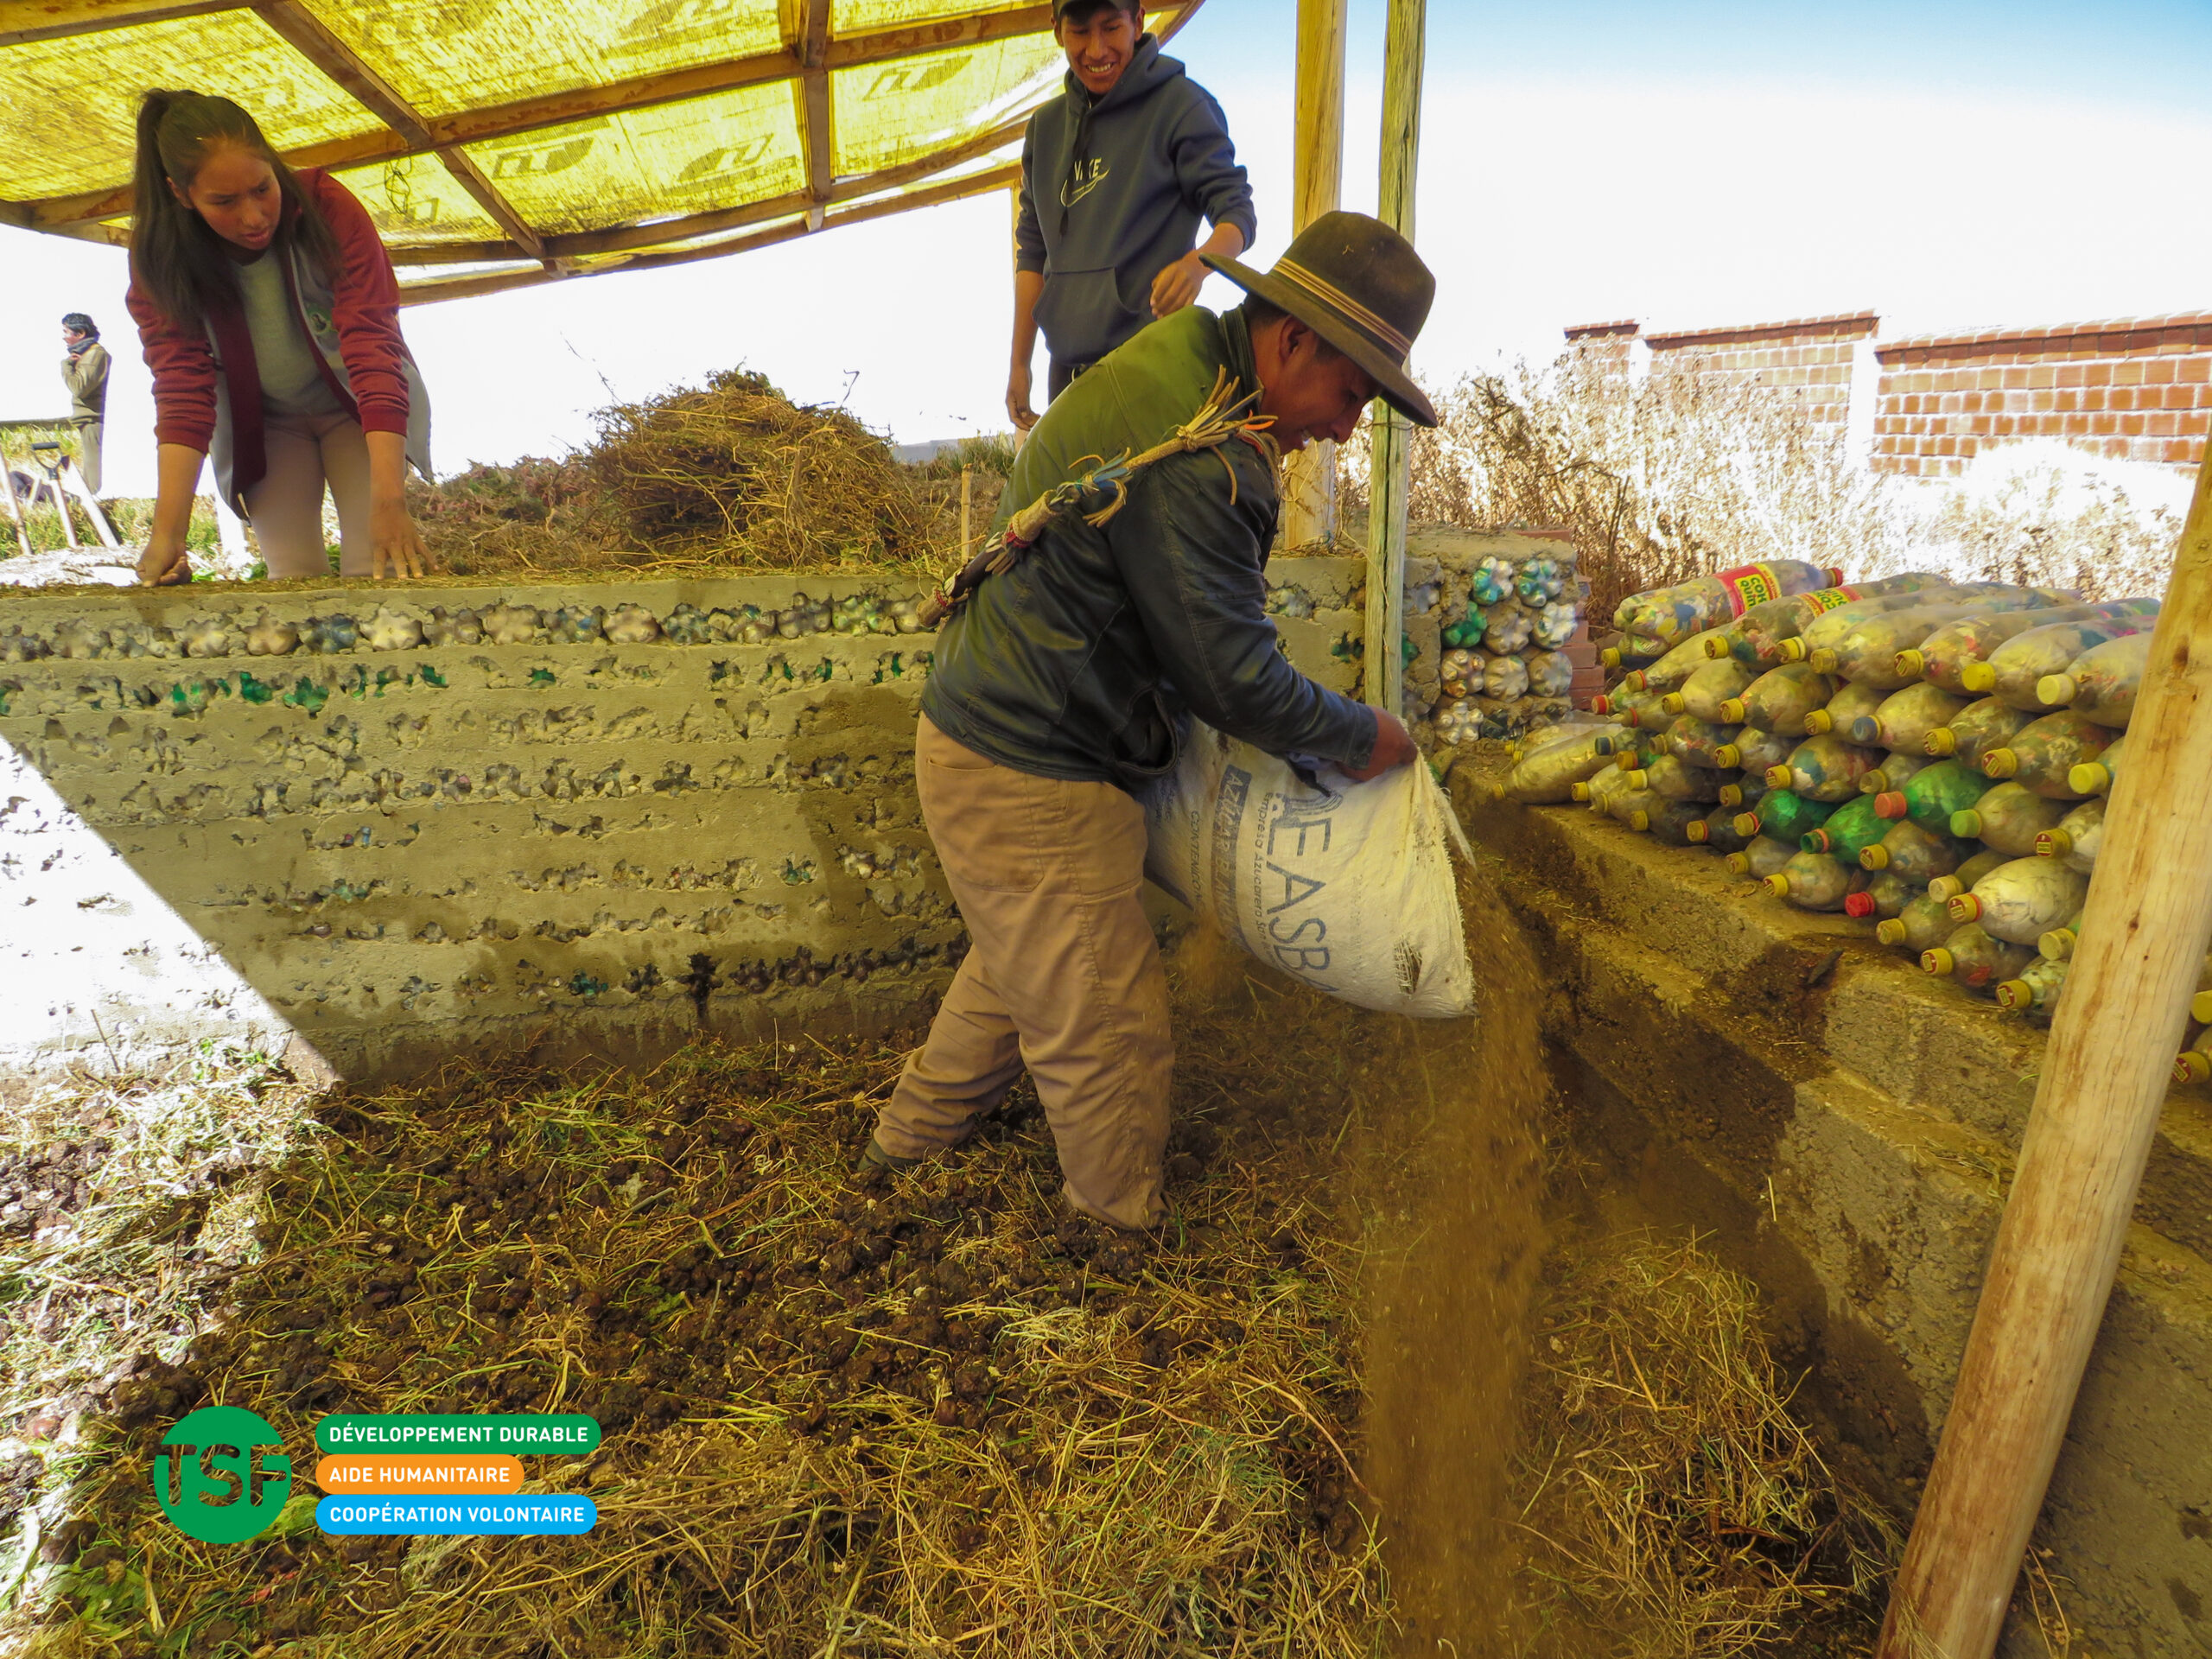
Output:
(871, 211), (1436, 1230)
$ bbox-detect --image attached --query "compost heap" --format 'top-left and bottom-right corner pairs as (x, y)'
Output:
(406, 369), (1001, 577)
(10, 885), (1894, 1659)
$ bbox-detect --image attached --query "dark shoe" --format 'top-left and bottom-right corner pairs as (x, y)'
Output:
(855, 1138), (927, 1177)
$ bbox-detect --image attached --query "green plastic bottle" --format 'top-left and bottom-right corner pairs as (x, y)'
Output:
(1853, 682), (1971, 752)
(1631, 798), (1709, 843)
(1906, 599), (2156, 695)
(1735, 787), (1836, 844)
(1660, 655), (1758, 721)
(1688, 810), (1753, 854)
(1922, 696), (2032, 762)
(2037, 630), (2153, 729)
(1969, 608), (2161, 709)
(2068, 730), (2127, 798)
(1800, 794), (1889, 861)
(1722, 662), (1837, 734)
(1926, 849), (2011, 902)
(1923, 923), (2037, 993)
(1858, 752), (1931, 797)
(1713, 728), (1794, 775)
(1764, 734), (1882, 802)
(1802, 681), (1886, 737)
(1948, 781), (2069, 857)
(1860, 820), (1973, 883)
(1979, 710), (2113, 798)
(1878, 893), (1955, 953)
(1765, 849), (1868, 911)
(2034, 798), (2105, 872)
(1873, 757), (1991, 827)
(1726, 835), (1799, 880)
(1624, 754), (1729, 804)
(1947, 855), (2090, 945)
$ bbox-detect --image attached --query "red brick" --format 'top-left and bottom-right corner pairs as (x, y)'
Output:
(2181, 357), (2211, 385)
(2057, 365), (2087, 389)
(2121, 414), (2146, 435)
(2113, 360), (2145, 386)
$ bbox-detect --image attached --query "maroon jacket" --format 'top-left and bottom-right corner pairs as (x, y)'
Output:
(127, 168), (423, 509)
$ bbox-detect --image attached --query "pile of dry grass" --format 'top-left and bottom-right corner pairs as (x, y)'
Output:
(1513, 1236), (1898, 1655)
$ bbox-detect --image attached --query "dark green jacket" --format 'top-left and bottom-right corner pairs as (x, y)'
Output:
(922, 305), (1376, 789)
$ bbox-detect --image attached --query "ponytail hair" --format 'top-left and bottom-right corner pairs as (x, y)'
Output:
(130, 89), (340, 330)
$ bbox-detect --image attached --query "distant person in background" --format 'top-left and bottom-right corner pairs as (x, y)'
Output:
(1005, 0), (1255, 429)
(59, 313), (109, 494)
(124, 89), (435, 584)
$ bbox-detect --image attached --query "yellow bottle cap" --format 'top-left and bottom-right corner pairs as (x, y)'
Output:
(1571, 782), (1592, 802)
(1630, 810), (1652, 831)
(2178, 1051), (2212, 1085)
(1928, 875), (1966, 901)
(1732, 811), (1761, 837)
(1961, 661), (1997, 692)
(1725, 853), (1751, 874)
(1808, 648), (1840, 674)
(1980, 749), (2018, 779)
(1714, 744), (1742, 767)
(1624, 670), (1649, 691)
(1778, 639), (1808, 663)
(1923, 948), (1955, 976)
(1618, 753), (1639, 770)
(2035, 830), (2071, 859)
(1876, 918), (1907, 944)
(1719, 785), (1745, 807)
(1703, 637), (1729, 658)
(1894, 649), (1926, 678)
(1687, 820), (1710, 842)
(2038, 928), (2075, 961)
(1660, 692), (1687, 715)
(1600, 646), (1622, 669)
(2038, 673), (2077, 706)
(1996, 979), (2032, 1011)
(1949, 810), (1982, 837)
(2069, 761), (2111, 795)
(1923, 728), (1958, 756)
(2195, 989), (2212, 1025)
(1764, 874), (1790, 897)
(1860, 844), (1891, 869)
(1948, 893), (1982, 923)
(1803, 709), (1833, 734)
(1764, 765), (1792, 788)
(1718, 698), (1747, 722)
(1627, 769), (1650, 789)
(1486, 780), (1508, 802)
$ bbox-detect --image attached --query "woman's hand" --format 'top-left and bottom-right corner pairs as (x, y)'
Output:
(137, 525), (193, 586)
(367, 495), (436, 580)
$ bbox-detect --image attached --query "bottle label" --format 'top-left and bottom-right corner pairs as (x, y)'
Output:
(1716, 563), (1786, 617)
(1800, 585), (1862, 615)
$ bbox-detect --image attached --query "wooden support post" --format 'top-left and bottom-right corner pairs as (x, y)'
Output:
(1876, 446), (2212, 1656)
(1280, 0), (1345, 552)
(0, 445), (31, 559)
(959, 466), (973, 561)
(1363, 0), (1423, 714)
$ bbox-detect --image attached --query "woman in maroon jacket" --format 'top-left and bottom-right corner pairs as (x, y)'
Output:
(127, 90), (435, 584)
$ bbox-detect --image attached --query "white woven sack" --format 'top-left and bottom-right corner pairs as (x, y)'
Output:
(1141, 721), (1476, 1018)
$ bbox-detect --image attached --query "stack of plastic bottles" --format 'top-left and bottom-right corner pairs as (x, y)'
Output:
(1431, 545), (1585, 744)
(1497, 566), (2167, 1024)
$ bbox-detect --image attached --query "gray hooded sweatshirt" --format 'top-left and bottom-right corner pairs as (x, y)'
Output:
(1014, 35), (1256, 371)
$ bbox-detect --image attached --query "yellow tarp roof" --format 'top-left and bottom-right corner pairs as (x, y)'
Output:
(0, 0), (1201, 302)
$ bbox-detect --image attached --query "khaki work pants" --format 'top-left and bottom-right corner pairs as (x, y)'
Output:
(876, 715), (1171, 1229)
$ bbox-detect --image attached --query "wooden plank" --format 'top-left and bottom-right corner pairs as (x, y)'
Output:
(793, 0), (834, 229)
(0, 0), (240, 48)
(1279, 0), (1346, 552)
(1875, 445), (2212, 1654)
(1362, 0), (1423, 713)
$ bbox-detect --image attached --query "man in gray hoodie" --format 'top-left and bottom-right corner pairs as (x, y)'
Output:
(1006, 0), (1255, 429)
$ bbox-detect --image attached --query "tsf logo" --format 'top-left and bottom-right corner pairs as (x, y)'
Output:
(153, 1407), (291, 1543)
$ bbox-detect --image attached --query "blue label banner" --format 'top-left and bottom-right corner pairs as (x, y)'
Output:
(316, 1494), (597, 1535)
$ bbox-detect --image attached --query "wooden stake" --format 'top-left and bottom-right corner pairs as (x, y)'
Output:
(959, 466), (973, 559)
(0, 444), (31, 559)
(1876, 443), (2212, 1656)
(1281, 0), (1345, 553)
(1363, 0), (1424, 713)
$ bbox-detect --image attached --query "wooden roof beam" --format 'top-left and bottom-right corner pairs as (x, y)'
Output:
(793, 0), (834, 232)
(0, 0), (241, 48)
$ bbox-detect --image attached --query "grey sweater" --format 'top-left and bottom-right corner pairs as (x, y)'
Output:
(1014, 35), (1255, 369)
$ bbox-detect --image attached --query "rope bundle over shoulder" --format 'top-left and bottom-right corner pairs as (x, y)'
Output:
(918, 368), (1274, 627)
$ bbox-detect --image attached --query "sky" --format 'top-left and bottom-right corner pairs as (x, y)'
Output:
(3, 0), (2208, 497)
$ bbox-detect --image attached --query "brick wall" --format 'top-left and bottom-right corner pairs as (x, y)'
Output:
(1643, 311), (1877, 424)
(1872, 312), (2212, 479)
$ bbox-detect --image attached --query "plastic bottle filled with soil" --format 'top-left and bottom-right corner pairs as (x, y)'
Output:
(1843, 868), (1916, 920)
(1979, 710), (2113, 798)
(1852, 682), (1972, 752)
(1764, 734), (1882, 802)
(1902, 599), (2156, 694)
(1719, 573), (1952, 666)
(1799, 794), (1890, 861)
(1873, 757), (1992, 827)
(2034, 798), (2105, 871)
(1996, 956), (2069, 1016)
(1725, 835), (1800, 880)
(1659, 655), (1759, 722)
(1923, 696), (2033, 762)
(1923, 923), (2037, 992)
(1712, 728), (1794, 776)
(1764, 849), (1869, 911)
(1966, 607), (2161, 709)
(1878, 893), (1957, 953)
(1615, 560), (1841, 647)
(2068, 730), (2127, 798)
(1687, 810), (1754, 853)
(1948, 780), (2069, 857)
(1926, 849), (2011, 902)
(1859, 819), (1974, 884)
(1720, 663), (1836, 735)
(2037, 630), (2154, 728)
(1802, 681), (1886, 737)
(1630, 798), (1710, 842)
(1663, 714), (1741, 769)
(1947, 855), (2090, 945)
(1857, 751), (1931, 797)
(1624, 754), (1732, 803)
(1733, 787), (1835, 844)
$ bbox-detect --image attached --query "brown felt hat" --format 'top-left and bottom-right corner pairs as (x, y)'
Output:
(1204, 211), (1438, 427)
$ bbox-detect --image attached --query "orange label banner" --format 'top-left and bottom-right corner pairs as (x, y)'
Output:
(315, 1455), (526, 1494)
